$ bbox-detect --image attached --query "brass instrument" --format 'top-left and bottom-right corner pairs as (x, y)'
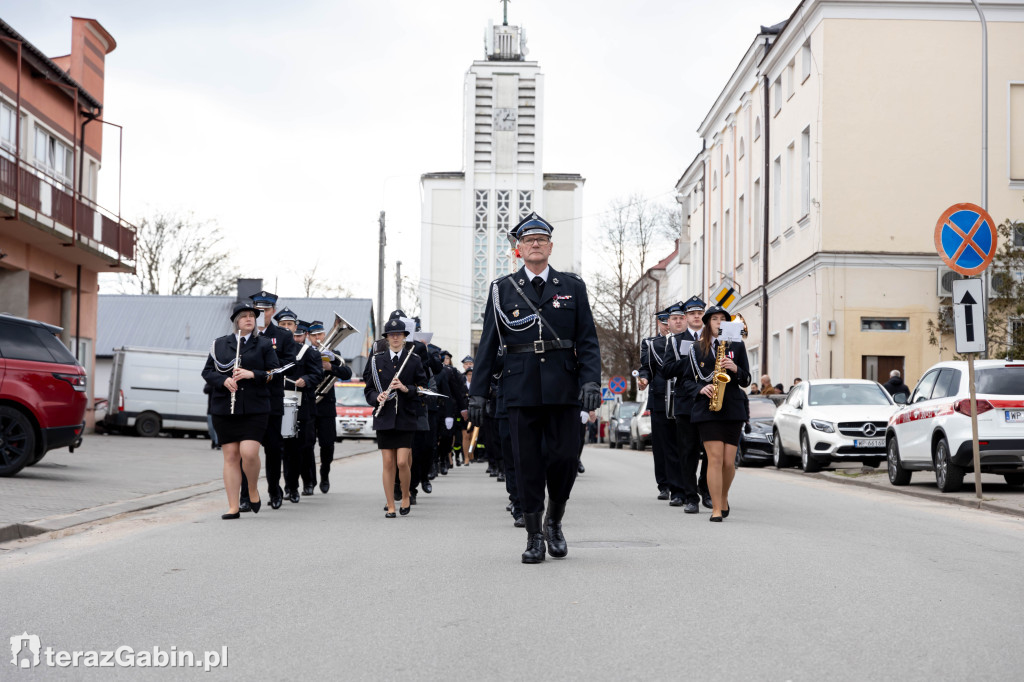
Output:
(313, 313), (359, 403)
(709, 339), (731, 412)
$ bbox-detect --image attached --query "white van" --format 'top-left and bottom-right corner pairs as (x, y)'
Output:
(101, 347), (210, 437)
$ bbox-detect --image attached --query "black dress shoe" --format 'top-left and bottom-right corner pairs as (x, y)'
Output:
(440, 463), (449, 475)
(497, 473), (505, 482)
(513, 515), (525, 528)
(320, 481), (330, 494)
(288, 491), (300, 503)
(385, 511), (396, 518)
(669, 495), (684, 507)
(320, 470), (330, 494)
(269, 496), (282, 510)
(544, 502), (568, 558)
(399, 506), (411, 516)
(302, 485), (314, 496)
(221, 512), (240, 520)
(250, 497), (261, 514)
(506, 502), (514, 512)
(522, 513), (546, 564)
(657, 489), (670, 501)
(422, 480), (432, 494)
(701, 496), (713, 509)
(239, 500), (252, 513)
(710, 515), (723, 522)
(683, 502), (699, 514)
(577, 461), (585, 474)
(722, 506), (730, 518)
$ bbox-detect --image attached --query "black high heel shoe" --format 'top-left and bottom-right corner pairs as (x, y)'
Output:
(250, 496), (261, 514)
(709, 515), (723, 523)
(221, 512), (240, 520)
(385, 510), (396, 518)
(400, 506), (411, 516)
(722, 505), (730, 519)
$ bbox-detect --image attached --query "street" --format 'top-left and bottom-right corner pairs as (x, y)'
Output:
(3, 443), (1024, 680)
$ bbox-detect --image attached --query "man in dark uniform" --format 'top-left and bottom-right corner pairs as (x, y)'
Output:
(239, 292), (296, 512)
(469, 212), (601, 564)
(636, 308), (672, 500)
(282, 320), (323, 503)
(308, 319), (353, 494)
(436, 351), (460, 474)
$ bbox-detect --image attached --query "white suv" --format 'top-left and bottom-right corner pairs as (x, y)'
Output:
(885, 360), (1024, 492)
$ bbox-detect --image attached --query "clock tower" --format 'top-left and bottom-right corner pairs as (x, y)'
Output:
(420, 14), (585, 358)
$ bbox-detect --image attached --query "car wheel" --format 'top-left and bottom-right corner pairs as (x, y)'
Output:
(773, 429), (797, 468)
(608, 433), (615, 449)
(800, 431), (822, 473)
(934, 437), (964, 493)
(1003, 473), (1024, 487)
(887, 436), (912, 486)
(0, 406), (36, 477)
(134, 412), (161, 438)
(630, 435), (637, 451)
(638, 437), (646, 451)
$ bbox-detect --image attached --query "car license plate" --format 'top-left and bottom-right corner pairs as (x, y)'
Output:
(1006, 410), (1024, 423)
(854, 438), (884, 448)
(344, 422), (362, 431)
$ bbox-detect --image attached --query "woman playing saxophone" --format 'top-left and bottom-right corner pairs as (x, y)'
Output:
(689, 305), (751, 522)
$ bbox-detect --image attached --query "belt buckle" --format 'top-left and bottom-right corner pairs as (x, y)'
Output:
(533, 340), (545, 354)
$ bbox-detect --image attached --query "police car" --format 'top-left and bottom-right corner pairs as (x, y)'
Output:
(885, 360), (1024, 492)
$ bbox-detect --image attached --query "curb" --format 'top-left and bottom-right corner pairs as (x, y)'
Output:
(803, 471), (1024, 520)
(0, 445), (381, 545)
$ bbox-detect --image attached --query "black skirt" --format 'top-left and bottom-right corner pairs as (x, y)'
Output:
(211, 413), (268, 445)
(377, 429), (414, 450)
(698, 420), (744, 446)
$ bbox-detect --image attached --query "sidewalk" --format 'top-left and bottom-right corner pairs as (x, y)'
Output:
(0, 433), (378, 543)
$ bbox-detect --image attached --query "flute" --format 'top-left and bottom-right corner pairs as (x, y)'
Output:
(373, 346), (415, 417)
(230, 331), (241, 415)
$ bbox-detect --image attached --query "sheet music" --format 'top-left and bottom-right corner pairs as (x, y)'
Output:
(719, 321), (744, 343)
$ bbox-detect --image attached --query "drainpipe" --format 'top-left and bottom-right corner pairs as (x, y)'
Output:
(761, 72), (771, 376)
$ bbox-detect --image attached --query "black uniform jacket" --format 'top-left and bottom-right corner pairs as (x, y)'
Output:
(260, 322), (298, 416)
(689, 338), (752, 423)
(663, 329), (701, 420)
(433, 364), (455, 418)
(636, 334), (671, 414)
(314, 356), (354, 418)
(470, 265), (601, 407)
(363, 345), (428, 432)
(202, 333), (281, 416)
(286, 342), (325, 422)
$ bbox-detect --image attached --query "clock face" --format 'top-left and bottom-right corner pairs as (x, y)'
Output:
(493, 107), (517, 131)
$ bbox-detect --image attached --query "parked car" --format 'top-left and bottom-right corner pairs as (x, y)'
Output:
(629, 394), (653, 451)
(608, 401), (640, 449)
(736, 396), (777, 467)
(772, 379), (897, 472)
(0, 313), (88, 476)
(102, 347), (209, 437)
(335, 381), (375, 441)
(885, 359), (1024, 492)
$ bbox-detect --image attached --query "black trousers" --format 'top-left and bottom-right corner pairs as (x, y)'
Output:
(675, 416), (710, 504)
(436, 417), (453, 463)
(284, 417), (315, 491)
(508, 405), (579, 514)
(651, 410), (684, 496)
(315, 413), (335, 474)
(410, 415), (436, 491)
(649, 403), (668, 491)
(497, 416), (521, 516)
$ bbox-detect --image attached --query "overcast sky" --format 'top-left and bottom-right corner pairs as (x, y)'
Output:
(4, 0), (798, 309)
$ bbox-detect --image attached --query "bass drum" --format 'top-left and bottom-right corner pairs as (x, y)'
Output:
(281, 396), (300, 439)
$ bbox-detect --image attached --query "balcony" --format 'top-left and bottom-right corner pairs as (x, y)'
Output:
(0, 153), (135, 271)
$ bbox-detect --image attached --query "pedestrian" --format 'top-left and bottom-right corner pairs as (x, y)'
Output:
(253, 300), (299, 510)
(202, 302), (281, 520)
(690, 305), (751, 522)
(650, 301), (689, 507)
(469, 212), (602, 563)
(759, 375), (776, 395)
(635, 309), (672, 499)
(282, 320), (324, 503)
(307, 319), (353, 493)
(882, 370), (910, 402)
(363, 317), (428, 518)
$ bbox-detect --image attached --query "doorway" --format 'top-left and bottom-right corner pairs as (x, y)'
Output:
(862, 355), (904, 383)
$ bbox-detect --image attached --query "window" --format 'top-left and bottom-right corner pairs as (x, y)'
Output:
(34, 126), (73, 185)
(495, 190), (511, 275)
(1010, 318), (1024, 348)
(712, 170), (718, 189)
(773, 77), (782, 115)
(786, 142), (795, 229)
(738, 137), (745, 160)
(1011, 84), (1024, 180)
(748, 347), (760, 384)
(711, 221), (719, 278)
(752, 179), (761, 254)
(472, 190), (490, 322)
(754, 117), (761, 140)
(801, 41), (812, 82)
(785, 326), (794, 384)
(772, 158), (781, 239)
(0, 322), (69, 363)
(724, 155), (731, 177)
(861, 317), (908, 332)
(0, 101), (16, 152)
(910, 370), (940, 404)
(771, 332), (781, 380)
(737, 195), (746, 263)
(801, 126), (811, 218)
(931, 369), (962, 400)
(724, 209), (732, 274)
(1013, 223), (1024, 247)
(786, 61), (795, 100)
(800, 321), (810, 381)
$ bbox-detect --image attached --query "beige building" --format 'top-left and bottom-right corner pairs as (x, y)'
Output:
(677, 0), (1024, 388)
(420, 17), (584, 358)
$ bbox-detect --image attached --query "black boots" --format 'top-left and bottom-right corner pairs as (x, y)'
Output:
(544, 501), (568, 558)
(522, 512), (546, 564)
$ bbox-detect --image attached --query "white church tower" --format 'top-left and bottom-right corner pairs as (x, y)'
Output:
(420, 10), (584, 359)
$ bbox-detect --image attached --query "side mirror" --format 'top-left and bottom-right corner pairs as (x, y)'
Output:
(894, 394), (907, 405)
(794, 400), (803, 410)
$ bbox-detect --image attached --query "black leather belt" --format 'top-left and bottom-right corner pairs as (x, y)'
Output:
(505, 339), (575, 354)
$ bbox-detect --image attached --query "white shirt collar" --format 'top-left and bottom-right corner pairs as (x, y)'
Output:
(523, 265), (550, 282)
(689, 325), (703, 339)
(240, 333), (252, 344)
(390, 349), (401, 359)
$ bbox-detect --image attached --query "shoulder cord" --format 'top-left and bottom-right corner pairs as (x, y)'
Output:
(690, 339), (725, 383)
(370, 354), (384, 394)
(210, 339), (237, 374)
(492, 280), (537, 330)
(504, 275), (562, 342)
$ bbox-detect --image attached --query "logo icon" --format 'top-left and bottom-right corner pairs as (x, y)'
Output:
(10, 633), (40, 669)
(862, 423), (878, 437)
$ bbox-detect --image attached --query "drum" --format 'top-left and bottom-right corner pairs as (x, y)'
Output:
(281, 396), (300, 439)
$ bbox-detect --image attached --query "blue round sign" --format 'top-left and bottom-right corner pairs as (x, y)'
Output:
(934, 203), (997, 276)
(609, 376), (626, 394)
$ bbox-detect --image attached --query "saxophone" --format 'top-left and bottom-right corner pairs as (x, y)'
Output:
(709, 340), (731, 412)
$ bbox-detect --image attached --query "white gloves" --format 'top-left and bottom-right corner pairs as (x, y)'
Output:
(445, 417), (454, 430)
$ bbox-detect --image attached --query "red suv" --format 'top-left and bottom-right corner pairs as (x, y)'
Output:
(0, 313), (87, 476)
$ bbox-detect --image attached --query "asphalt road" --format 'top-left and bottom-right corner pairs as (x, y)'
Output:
(2, 445), (1023, 681)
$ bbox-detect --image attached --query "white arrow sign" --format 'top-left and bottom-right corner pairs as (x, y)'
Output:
(952, 278), (986, 354)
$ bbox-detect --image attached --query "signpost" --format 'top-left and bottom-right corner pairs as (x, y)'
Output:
(935, 203), (998, 499)
(608, 376), (627, 395)
(713, 281), (738, 309)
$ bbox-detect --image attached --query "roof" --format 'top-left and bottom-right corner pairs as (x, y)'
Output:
(651, 243), (680, 271)
(0, 18), (104, 110)
(96, 295), (375, 359)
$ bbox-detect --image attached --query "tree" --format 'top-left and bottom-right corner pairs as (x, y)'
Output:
(928, 207), (1024, 360)
(119, 212), (239, 296)
(300, 261), (355, 298)
(588, 194), (677, 399)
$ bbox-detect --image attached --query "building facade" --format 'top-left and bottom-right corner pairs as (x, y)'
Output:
(0, 17), (135, 424)
(420, 17), (584, 358)
(678, 0), (1024, 389)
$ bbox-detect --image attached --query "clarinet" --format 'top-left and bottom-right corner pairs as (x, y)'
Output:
(373, 345), (415, 417)
(230, 331), (241, 415)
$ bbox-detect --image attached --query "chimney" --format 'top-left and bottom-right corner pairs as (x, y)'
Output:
(236, 278), (263, 304)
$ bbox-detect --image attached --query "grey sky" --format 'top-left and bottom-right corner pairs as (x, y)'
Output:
(4, 0), (797, 309)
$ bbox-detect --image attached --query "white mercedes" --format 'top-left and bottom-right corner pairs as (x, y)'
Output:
(772, 379), (898, 473)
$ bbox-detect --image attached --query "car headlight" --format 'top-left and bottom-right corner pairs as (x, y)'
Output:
(810, 419), (835, 433)
(746, 432), (768, 441)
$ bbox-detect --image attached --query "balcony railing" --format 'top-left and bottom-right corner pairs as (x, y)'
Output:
(0, 154), (135, 268)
